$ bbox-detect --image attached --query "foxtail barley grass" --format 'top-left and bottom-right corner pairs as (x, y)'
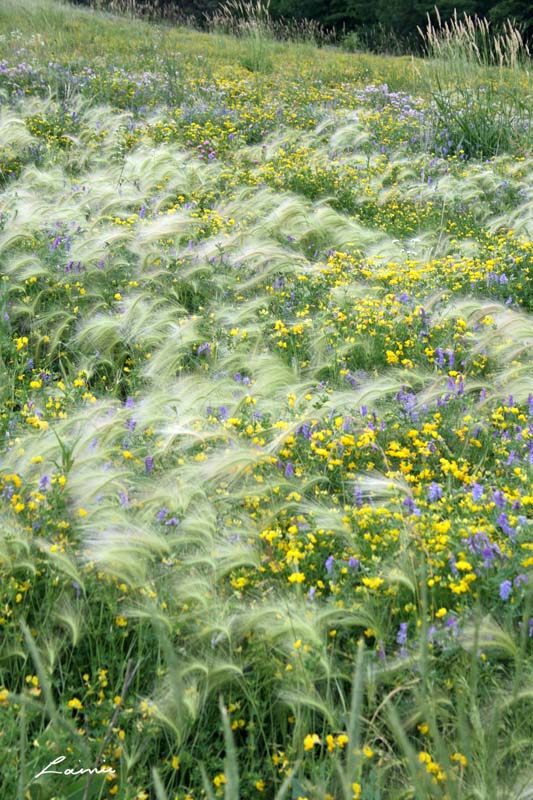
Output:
(1, 1), (533, 798)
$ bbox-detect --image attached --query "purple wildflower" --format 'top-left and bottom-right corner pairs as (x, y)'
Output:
(403, 496), (421, 516)
(493, 490), (506, 509)
(396, 622), (408, 646)
(471, 482), (484, 502)
(445, 616), (459, 635)
(497, 513), (514, 537)
(499, 580), (512, 601)
(428, 482), (443, 502)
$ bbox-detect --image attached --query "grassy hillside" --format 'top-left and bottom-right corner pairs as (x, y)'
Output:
(1, 2), (533, 798)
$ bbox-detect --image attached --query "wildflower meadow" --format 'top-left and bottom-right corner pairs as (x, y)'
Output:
(1, 1), (533, 798)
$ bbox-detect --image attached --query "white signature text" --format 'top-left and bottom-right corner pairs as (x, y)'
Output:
(34, 755), (116, 780)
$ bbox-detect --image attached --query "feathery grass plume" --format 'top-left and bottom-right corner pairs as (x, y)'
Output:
(249, 193), (312, 236)
(137, 410), (229, 458)
(329, 281), (380, 307)
(4, 398), (118, 465)
(3, 414), (133, 527)
(131, 375), (225, 424)
(55, 460), (130, 518)
(148, 682), (201, 747)
(317, 376), (409, 415)
(363, 236), (414, 262)
(352, 471), (413, 504)
(77, 292), (186, 360)
(490, 196), (533, 238)
(209, 0), (272, 36)
(133, 481), (215, 544)
(82, 518), (172, 586)
(208, 0), (274, 72)
(310, 204), (382, 252)
(227, 238), (309, 282)
(211, 295), (269, 329)
(278, 686), (338, 729)
(52, 597), (84, 647)
(137, 316), (200, 383)
(192, 443), (268, 487)
(217, 184), (282, 219)
(21, 306), (79, 360)
(237, 601), (378, 663)
(436, 296), (533, 334)
(413, 374), (487, 410)
(0, 193), (80, 246)
(458, 615), (519, 660)
(491, 364), (533, 403)
(242, 194), (380, 253)
(35, 539), (85, 589)
(113, 599), (174, 633)
(131, 206), (196, 247)
(63, 229), (132, 274)
(72, 182), (144, 220)
(382, 566), (418, 598)
(0, 108), (36, 152)
(327, 114), (371, 154)
(122, 144), (210, 198)
(0, 517), (34, 575)
(1, 252), (49, 283)
(468, 315), (533, 360)
(211, 541), (261, 581)
(226, 352), (299, 396)
(409, 166), (504, 220)
(420, 8), (529, 69)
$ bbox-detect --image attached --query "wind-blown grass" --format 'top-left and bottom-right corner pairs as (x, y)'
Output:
(1, 2), (533, 799)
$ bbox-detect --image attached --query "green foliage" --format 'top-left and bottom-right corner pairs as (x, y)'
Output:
(1, 1), (533, 799)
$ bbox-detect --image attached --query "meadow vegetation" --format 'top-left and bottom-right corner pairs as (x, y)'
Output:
(1, 1), (533, 798)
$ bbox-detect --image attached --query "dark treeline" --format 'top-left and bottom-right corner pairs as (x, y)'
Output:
(72, 1), (533, 52)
